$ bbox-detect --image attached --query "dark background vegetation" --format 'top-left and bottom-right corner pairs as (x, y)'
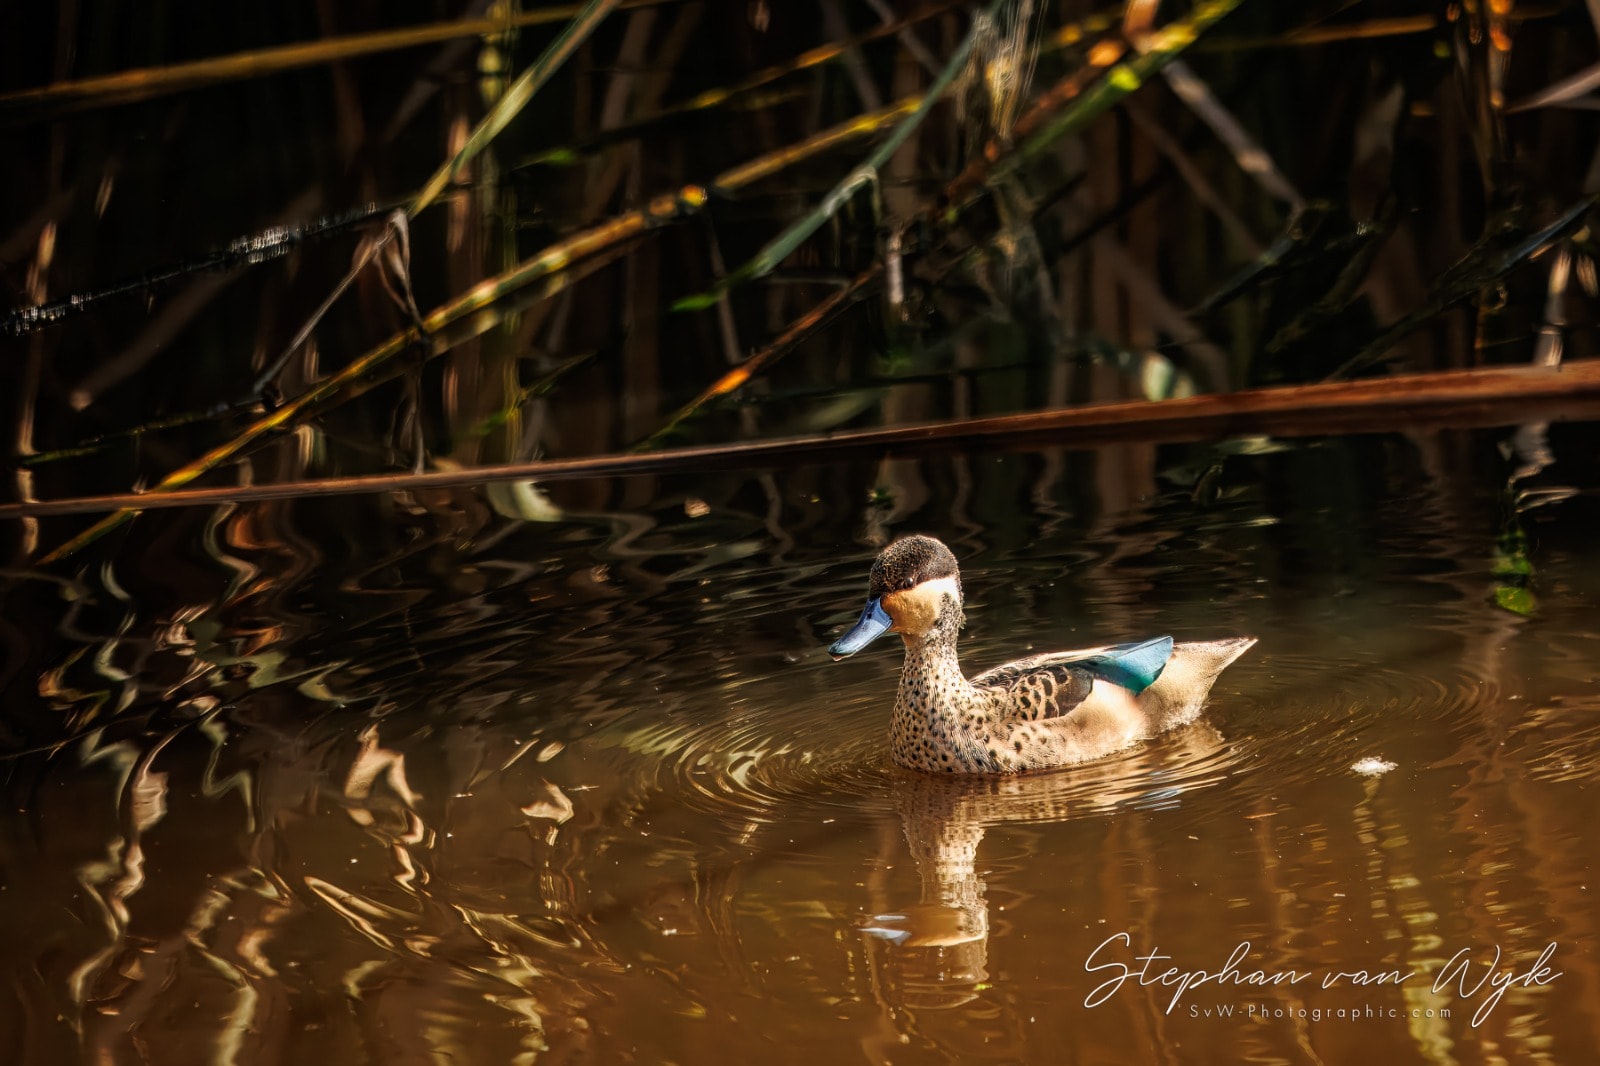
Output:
(5, 2), (1597, 508)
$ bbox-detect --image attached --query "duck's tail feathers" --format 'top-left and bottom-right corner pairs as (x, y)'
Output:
(1142, 636), (1257, 728)
(1181, 636), (1257, 675)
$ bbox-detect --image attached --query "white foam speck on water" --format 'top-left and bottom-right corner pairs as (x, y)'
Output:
(1352, 756), (1397, 776)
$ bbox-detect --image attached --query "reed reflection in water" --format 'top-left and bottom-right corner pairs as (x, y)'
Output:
(2, 434), (1598, 1064)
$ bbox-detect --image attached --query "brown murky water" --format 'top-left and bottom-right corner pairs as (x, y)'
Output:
(3, 433), (1598, 1064)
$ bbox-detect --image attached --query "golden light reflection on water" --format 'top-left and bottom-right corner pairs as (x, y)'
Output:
(2, 443), (1599, 1063)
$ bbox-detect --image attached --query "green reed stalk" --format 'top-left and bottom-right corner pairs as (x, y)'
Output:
(411, 0), (623, 216)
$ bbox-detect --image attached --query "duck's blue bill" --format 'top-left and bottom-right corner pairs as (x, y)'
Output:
(829, 597), (893, 659)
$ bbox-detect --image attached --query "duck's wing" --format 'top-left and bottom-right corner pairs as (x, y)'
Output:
(972, 637), (1175, 720)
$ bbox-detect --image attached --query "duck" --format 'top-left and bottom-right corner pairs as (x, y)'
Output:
(828, 535), (1255, 773)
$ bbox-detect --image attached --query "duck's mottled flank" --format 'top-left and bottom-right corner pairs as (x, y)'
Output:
(835, 535), (1255, 774)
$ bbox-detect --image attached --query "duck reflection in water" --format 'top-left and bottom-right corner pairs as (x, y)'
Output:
(863, 726), (1233, 1012)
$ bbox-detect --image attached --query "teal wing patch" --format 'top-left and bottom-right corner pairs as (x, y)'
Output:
(1076, 636), (1173, 695)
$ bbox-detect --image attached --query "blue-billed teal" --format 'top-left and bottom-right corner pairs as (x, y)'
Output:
(829, 535), (1255, 773)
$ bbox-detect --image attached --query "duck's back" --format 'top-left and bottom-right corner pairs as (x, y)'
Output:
(972, 636), (1174, 695)
(962, 636), (1257, 770)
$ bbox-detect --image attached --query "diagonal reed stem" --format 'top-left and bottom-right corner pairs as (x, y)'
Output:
(637, 266), (880, 449)
(518, 0), (964, 169)
(1017, 0), (1245, 162)
(0, 1), (665, 116)
(9, 362), (1600, 521)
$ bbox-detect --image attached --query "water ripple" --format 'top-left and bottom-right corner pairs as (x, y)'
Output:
(596, 685), (896, 823)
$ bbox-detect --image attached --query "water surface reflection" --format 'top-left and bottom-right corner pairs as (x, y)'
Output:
(3, 434), (1598, 1063)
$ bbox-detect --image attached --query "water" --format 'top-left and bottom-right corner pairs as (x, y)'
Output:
(3, 431), (1598, 1064)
